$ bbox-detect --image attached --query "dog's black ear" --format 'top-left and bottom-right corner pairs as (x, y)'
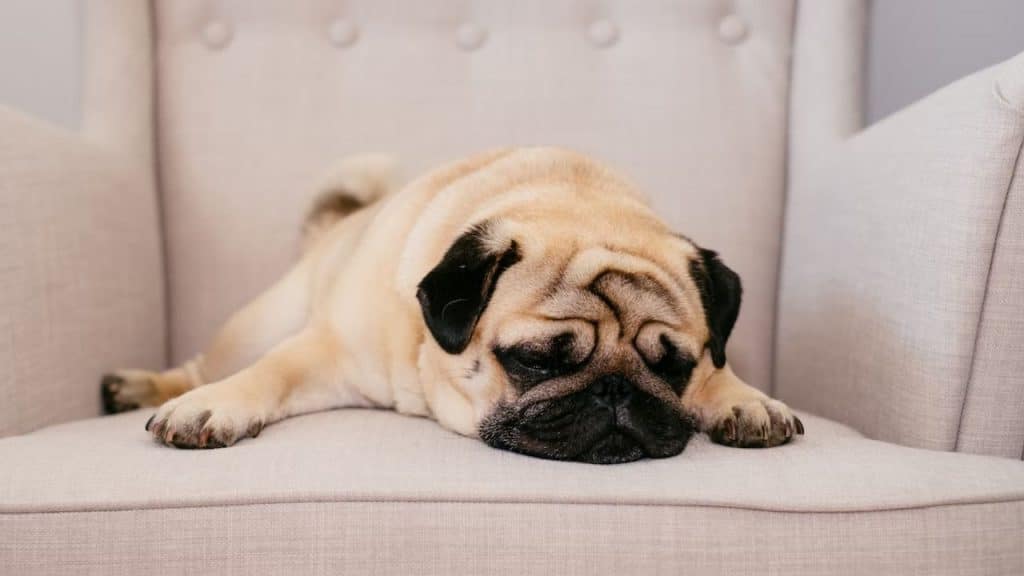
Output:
(689, 248), (742, 369)
(417, 224), (521, 354)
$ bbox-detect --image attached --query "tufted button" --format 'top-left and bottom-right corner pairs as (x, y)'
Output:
(202, 20), (232, 50)
(717, 14), (748, 45)
(587, 19), (619, 48)
(455, 23), (487, 51)
(328, 18), (359, 48)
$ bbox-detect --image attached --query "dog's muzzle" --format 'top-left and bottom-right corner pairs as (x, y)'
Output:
(479, 374), (695, 464)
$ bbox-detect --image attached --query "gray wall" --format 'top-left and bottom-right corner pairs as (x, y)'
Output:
(867, 0), (1024, 122)
(0, 1), (1023, 128)
(0, 0), (80, 128)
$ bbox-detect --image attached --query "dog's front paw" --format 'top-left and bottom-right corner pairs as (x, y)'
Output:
(101, 370), (159, 414)
(145, 386), (264, 449)
(707, 398), (803, 448)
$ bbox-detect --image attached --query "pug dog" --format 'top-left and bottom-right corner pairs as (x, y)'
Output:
(101, 148), (803, 464)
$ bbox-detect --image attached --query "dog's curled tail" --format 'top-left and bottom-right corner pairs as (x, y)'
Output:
(303, 154), (401, 249)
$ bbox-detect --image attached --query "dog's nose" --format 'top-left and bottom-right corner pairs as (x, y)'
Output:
(589, 375), (635, 408)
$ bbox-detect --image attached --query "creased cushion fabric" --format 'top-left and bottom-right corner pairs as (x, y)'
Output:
(2, 409), (1023, 574)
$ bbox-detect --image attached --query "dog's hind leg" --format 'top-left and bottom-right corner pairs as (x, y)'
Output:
(101, 154), (397, 415)
(101, 255), (316, 414)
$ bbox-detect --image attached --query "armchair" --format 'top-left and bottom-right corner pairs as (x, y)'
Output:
(1, 1), (1022, 573)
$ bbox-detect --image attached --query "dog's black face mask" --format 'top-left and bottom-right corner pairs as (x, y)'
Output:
(417, 224), (740, 465)
(479, 377), (695, 464)
(475, 330), (698, 464)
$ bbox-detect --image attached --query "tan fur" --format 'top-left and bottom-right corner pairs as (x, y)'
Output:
(303, 154), (401, 250)
(106, 148), (799, 450)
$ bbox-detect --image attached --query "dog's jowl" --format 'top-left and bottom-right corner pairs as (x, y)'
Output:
(102, 148), (802, 463)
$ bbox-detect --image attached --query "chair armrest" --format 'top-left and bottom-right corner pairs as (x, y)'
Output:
(777, 52), (1024, 457)
(0, 106), (165, 437)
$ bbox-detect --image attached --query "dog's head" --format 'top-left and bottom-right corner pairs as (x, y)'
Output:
(416, 211), (741, 464)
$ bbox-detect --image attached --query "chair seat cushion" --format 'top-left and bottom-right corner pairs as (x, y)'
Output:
(2, 410), (1023, 574)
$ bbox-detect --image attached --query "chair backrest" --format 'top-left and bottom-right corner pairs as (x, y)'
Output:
(86, 0), (865, 393)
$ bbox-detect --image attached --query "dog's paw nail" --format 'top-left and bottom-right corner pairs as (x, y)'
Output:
(149, 418), (166, 440)
(198, 427), (212, 448)
(725, 418), (736, 438)
(196, 410), (213, 429)
(794, 415), (805, 435)
(711, 417), (738, 445)
(145, 414), (155, 431)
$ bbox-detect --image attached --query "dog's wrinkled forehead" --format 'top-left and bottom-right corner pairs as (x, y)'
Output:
(589, 271), (678, 332)
(535, 246), (702, 337)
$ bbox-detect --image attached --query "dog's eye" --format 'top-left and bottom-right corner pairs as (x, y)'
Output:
(646, 335), (696, 394)
(494, 333), (581, 382)
(503, 349), (551, 372)
(494, 346), (557, 379)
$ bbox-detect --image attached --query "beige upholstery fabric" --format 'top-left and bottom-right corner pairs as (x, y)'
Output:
(155, 0), (796, 391)
(2, 410), (1023, 574)
(0, 107), (165, 438)
(956, 57), (1024, 459)
(0, 0), (161, 438)
(4, 502), (1023, 576)
(788, 0), (865, 175)
(777, 52), (1024, 453)
(81, 0), (155, 174)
